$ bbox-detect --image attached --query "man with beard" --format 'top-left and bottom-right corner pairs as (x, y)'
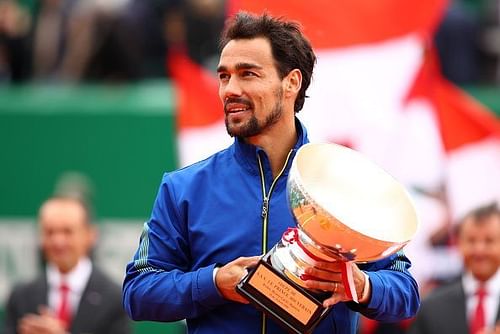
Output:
(123, 12), (419, 334)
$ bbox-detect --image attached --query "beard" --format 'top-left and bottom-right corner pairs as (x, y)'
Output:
(225, 88), (284, 138)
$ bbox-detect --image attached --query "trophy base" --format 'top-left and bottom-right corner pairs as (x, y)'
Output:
(237, 252), (331, 334)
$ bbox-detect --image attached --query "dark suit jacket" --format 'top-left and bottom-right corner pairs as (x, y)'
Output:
(408, 278), (500, 334)
(3, 266), (131, 334)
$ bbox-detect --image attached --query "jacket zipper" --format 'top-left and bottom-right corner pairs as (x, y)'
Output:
(256, 149), (294, 334)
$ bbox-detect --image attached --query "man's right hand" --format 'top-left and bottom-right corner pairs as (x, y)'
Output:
(215, 256), (260, 303)
(18, 307), (67, 334)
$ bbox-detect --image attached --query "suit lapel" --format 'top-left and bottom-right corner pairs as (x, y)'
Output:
(453, 282), (469, 334)
(69, 268), (104, 333)
(32, 276), (49, 312)
(496, 296), (500, 323)
(438, 280), (469, 334)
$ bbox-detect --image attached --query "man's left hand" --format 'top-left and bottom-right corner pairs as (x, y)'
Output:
(303, 261), (369, 307)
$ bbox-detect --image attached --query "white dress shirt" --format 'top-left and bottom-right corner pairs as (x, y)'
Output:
(462, 269), (500, 330)
(47, 257), (92, 317)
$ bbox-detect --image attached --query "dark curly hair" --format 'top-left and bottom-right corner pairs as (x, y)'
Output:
(220, 12), (316, 113)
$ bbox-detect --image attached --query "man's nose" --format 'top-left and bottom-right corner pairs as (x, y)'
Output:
(472, 241), (488, 253)
(50, 233), (69, 247)
(222, 76), (243, 98)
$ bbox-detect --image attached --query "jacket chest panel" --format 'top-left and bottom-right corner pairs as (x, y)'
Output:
(186, 174), (295, 266)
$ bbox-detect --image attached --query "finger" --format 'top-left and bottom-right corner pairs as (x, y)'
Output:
(18, 322), (32, 334)
(304, 279), (344, 294)
(234, 294), (251, 304)
(304, 267), (343, 282)
(19, 317), (43, 333)
(311, 260), (343, 272)
(18, 318), (32, 334)
(38, 305), (53, 317)
(235, 256), (261, 267)
(323, 294), (342, 308)
(26, 316), (46, 328)
(19, 314), (38, 326)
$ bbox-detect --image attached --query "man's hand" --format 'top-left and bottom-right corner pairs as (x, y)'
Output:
(303, 261), (369, 307)
(18, 306), (67, 334)
(215, 256), (261, 303)
(478, 324), (500, 334)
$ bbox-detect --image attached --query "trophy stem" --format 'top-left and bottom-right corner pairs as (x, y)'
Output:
(273, 228), (359, 302)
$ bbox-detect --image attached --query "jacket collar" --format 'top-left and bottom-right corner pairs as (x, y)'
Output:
(231, 117), (309, 175)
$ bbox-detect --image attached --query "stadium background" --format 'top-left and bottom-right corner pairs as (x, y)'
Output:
(1, 0), (500, 333)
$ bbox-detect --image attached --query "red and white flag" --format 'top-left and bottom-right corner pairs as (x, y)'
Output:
(405, 48), (500, 221)
(169, 1), (500, 277)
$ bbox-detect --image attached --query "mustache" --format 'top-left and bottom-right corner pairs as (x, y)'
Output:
(224, 97), (253, 112)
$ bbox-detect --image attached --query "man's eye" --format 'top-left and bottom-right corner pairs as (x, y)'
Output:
(218, 73), (229, 81)
(242, 71), (256, 77)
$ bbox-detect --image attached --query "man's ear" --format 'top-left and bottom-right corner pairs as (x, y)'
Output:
(284, 69), (302, 97)
(87, 224), (98, 249)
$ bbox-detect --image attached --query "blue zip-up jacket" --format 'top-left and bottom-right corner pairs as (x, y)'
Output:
(123, 120), (420, 333)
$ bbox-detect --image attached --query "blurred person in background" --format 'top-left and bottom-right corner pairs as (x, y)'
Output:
(121, 0), (225, 79)
(408, 202), (500, 334)
(477, 0), (500, 84)
(180, 0), (226, 70)
(2, 196), (131, 334)
(80, 0), (142, 82)
(0, 0), (32, 81)
(0, 0), (142, 83)
(120, 0), (182, 79)
(429, 0), (500, 86)
(434, 0), (481, 85)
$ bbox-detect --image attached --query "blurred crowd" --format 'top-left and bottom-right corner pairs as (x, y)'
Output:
(436, 0), (500, 85)
(0, 0), (226, 83)
(0, 0), (500, 86)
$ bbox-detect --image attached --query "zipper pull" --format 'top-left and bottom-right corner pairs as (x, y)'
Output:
(261, 198), (269, 219)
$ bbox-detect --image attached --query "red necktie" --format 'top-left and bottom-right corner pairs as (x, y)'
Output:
(470, 285), (487, 334)
(57, 283), (72, 330)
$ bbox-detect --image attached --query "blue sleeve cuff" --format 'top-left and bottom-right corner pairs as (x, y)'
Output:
(194, 264), (227, 308)
(365, 271), (385, 309)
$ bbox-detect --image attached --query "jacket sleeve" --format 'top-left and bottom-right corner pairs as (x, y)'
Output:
(349, 251), (420, 322)
(122, 174), (228, 321)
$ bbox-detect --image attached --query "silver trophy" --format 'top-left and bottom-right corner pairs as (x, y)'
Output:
(238, 143), (419, 334)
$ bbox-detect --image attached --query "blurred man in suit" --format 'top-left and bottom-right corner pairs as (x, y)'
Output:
(409, 202), (500, 334)
(3, 196), (131, 334)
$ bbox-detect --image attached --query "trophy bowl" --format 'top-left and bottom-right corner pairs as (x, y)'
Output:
(237, 143), (419, 334)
